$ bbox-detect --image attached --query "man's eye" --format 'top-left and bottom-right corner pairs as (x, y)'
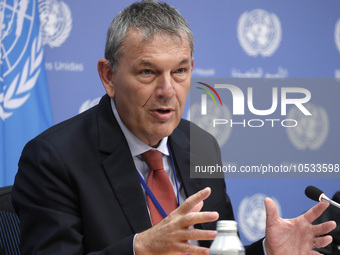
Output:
(176, 68), (186, 74)
(142, 69), (152, 75)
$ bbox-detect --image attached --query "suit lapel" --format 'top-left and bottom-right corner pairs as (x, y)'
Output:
(97, 95), (152, 233)
(169, 123), (205, 199)
(96, 97), (209, 235)
(102, 146), (152, 233)
(169, 121), (213, 239)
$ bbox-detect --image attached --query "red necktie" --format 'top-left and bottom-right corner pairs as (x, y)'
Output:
(142, 150), (177, 225)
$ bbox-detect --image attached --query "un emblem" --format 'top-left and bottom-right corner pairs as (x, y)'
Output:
(237, 9), (282, 57)
(238, 194), (281, 242)
(79, 97), (101, 114)
(286, 103), (329, 150)
(188, 100), (232, 148)
(38, 0), (72, 48)
(0, 0), (43, 120)
(335, 18), (340, 54)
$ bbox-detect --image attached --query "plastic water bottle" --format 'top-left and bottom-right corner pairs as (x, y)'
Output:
(210, 220), (245, 255)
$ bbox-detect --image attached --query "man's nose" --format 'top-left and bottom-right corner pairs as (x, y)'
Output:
(155, 74), (176, 98)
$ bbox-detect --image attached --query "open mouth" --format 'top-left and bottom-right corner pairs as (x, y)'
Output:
(151, 108), (174, 120)
(156, 109), (171, 113)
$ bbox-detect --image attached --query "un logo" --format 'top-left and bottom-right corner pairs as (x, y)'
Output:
(286, 103), (329, 150)
(79, 97), (101, 114)
(188, 100), (232, 148)
(238, 194), (281, 242)
(335, 18), (340, 54)
(0, 0), (43, 120)
(1, 0), (36, 79)
(237, 9), (282, 57)
(38, 0), (72, 48)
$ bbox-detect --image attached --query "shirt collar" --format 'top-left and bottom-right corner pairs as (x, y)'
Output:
(110, 98), (169, 157)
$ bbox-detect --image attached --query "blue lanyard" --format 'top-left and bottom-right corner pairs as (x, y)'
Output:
(137, 144), (180, 219)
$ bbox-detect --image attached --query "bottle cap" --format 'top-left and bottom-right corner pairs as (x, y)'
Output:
(216, 220), (238, 231)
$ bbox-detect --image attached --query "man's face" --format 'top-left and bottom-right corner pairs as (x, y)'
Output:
(108, 29), (193, 147)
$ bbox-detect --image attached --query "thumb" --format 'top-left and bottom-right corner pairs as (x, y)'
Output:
(264, 197), (279, 227)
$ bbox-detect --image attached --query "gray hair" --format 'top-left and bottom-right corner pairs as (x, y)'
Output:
(104, 0), (194, 71)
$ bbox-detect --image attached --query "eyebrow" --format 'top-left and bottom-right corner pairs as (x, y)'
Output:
(139, 58), (191, 67)
(139, 60), (154, 67)
(178, 58), (191, 65)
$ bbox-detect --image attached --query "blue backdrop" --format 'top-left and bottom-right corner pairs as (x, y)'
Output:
(2, 0), (340, 245)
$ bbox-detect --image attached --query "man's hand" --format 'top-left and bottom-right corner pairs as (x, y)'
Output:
(134, 187), (219, 255)
(264, 197), (337, 255)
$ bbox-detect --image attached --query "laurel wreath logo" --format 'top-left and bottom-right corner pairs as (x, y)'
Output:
(39, 0), (73, 48)
(237, 9), (282, 57)
(286, 103), (329, 150)
(0, 34), (43, 121)
(238, 194), (282, 241)
(79, 97), (101, 114)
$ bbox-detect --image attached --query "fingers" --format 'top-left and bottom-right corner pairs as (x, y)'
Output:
(135, 229), (213, 255)
(265, 198), (331, 227)
(304, 202), (330, 223)
(172, 187), (218, 227)
(176, 242), (210, 255)
(136, 188), (218, 254)
(178, 211), (219, 228)
(264, 197), (279, 227)
(311, 220), (337, 250)
(176, 228), (217, 241)
(313, 220), (337, 237)
(169, 229), (216, 255)
(177, 187), (212, 214)
(192, 200), (204, 213)
(313, 235), (333, 249)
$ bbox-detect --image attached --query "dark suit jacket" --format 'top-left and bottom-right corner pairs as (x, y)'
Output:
(12, 94), (263, 254)
(313, 191), (340, 255)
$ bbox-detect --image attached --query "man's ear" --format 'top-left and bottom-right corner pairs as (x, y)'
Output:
(98, 59), (115, 97)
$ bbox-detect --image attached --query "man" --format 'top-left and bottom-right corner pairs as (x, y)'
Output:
(12, 1), (335, 254)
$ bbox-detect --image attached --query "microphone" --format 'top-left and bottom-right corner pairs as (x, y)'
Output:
(305, 185), (340, 209)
